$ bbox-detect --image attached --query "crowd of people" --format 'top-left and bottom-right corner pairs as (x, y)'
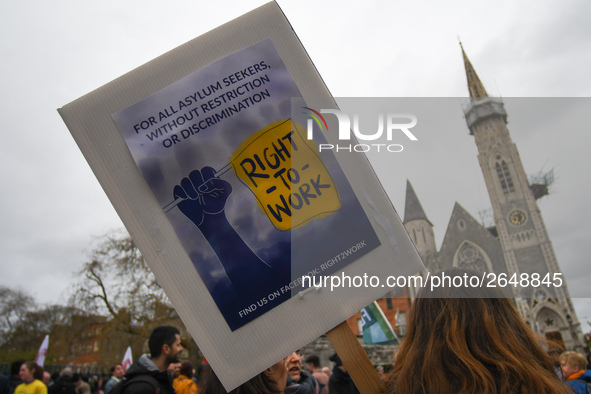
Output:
(3, 268), (591, 393)
(0, 361), (115, 394)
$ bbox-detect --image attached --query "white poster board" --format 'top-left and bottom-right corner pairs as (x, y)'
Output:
(59, 2), (423, 390)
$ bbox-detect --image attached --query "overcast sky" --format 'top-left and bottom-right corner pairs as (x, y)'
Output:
(2, 0), (591, 331)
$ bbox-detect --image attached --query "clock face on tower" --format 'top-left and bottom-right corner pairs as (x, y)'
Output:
(509, 209), (527, 226)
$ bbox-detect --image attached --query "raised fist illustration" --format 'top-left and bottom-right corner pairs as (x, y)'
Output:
(173, 166), (232, 228)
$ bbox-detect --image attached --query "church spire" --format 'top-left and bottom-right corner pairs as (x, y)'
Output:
(461, 41), (506, 133)
(460, 42), (488, 99)
(404, 180), (431, 225)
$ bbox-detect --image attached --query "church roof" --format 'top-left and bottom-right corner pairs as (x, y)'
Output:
(461, 42), (488, 99)
(403, 180), (432, 225)
(439, 202), (502, 252)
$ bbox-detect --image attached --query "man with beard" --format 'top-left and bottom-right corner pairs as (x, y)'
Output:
(113, 326), (184, 394)
(285, 351), (319, 394)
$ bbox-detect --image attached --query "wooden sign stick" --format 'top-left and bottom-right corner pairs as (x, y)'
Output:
(325, 321), (386, 394)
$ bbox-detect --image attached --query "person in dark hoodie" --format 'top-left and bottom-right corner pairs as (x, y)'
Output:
(285, 351), (319, 394)
(116, 325), (183, 394)
(8, 360), (25, 393)
(328, 354), (359, 394)
(48, 367), (76, 394)
(0, 374), (10, 394)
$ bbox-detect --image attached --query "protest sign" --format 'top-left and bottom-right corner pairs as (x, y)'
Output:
(59, 2), (423, 390)
(111, 39), (381, 330)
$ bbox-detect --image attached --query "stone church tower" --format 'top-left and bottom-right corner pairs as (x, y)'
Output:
(343, 45), (584, 358)
(453, 44), (583, 350)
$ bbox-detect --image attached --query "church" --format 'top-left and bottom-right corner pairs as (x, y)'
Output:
(306, 45), (585, 367)
(399, 44), (584, 353)
(338, 44), (585, 359)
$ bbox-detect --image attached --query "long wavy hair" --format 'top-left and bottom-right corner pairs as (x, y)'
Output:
(386, 268), (570, 394)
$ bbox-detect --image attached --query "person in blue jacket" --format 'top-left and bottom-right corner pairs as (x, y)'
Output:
(560, 351), (591, 394)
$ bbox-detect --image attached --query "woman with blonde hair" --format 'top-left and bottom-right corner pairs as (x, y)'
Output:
(386, 268), (570, 393)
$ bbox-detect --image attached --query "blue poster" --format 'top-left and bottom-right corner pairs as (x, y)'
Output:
(112, 39), (380, 330)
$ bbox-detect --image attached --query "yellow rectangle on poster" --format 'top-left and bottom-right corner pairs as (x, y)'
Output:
(230, 119), (341, 231)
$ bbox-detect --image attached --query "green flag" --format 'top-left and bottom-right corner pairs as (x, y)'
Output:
(361, 301), (400, 345)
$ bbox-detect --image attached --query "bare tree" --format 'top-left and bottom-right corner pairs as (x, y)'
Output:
(0, 287), (79, 362)
(0, 286), (36, 348)
(1, 231), (202, 367)
(69, 230), (200, 366)
(71, 229), (170, 323)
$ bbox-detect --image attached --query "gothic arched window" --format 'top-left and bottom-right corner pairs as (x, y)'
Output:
(453, 241), (493, 273)
(495, 155), (515, 194)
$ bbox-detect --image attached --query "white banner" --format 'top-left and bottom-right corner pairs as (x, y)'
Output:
(122, 346), (133, 371)
(34, 335), (49, 367)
